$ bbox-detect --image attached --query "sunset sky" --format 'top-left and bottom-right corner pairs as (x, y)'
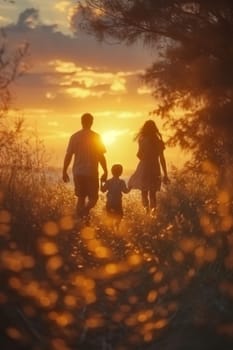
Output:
(1, 0), (184, 174)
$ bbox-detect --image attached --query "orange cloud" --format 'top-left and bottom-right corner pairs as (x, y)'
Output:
(54, 1), (72, 13)
(49, 60), (132, 98)
(137, 86), (152, 95)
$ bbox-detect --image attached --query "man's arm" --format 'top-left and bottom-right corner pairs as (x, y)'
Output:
(100, 180), (107, 192)
(99, 154), (108, 182)
(62, 152), (73, 182)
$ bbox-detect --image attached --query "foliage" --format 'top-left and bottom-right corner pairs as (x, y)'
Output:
(0, 29), (30, 189)
(0, 30), (28, 116)
(0, 28), (62, 253)
(76, 0), (233, 171)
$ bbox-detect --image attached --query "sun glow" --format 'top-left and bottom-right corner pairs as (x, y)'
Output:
(102, 130), (118, 145)
(101, 129), (130, 146)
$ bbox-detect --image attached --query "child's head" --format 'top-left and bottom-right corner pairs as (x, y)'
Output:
(111, 164), (123, 177)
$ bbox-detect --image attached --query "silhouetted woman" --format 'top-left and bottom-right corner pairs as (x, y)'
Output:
(128, 120), (169, 215)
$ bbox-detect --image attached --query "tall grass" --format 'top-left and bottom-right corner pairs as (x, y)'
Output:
(0, 136), (232, 349)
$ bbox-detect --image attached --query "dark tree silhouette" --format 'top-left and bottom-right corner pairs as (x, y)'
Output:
(0, 30), (28, 116)
(0, 30), (30, 168)
(75, 0), (233, 178)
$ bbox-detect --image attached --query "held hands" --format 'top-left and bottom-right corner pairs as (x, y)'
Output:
(100, 174), (107, 193)
(101, 171), (108, 183)
(62, 172), (70, 183)
(127, 183), (132, 192)
(163, 175), (170, 185)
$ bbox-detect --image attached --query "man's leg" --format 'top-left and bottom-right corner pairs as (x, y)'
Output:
(83, 176), (99, 217)
(76, 196), (86, 218)
(84, 195), (98, 216)
(74, 175), (87, 218)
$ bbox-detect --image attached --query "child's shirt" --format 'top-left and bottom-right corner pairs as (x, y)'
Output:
(101, 177), (128, 210)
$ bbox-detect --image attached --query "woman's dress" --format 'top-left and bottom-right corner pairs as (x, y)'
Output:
(128, 136), (165, 191)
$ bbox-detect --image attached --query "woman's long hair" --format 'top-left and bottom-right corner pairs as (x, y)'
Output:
(134, 120), (162, 141)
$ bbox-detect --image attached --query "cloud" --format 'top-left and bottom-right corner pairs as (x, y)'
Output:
(95, 110), (144, 119)
(54, 1), (71, 13)
(17, 8), (40, 29)
(117, 111), (144, 119)
(110, 78), (126, 92)
(22, 108), (53, 118)
(137, 86), (152, 95)
(48, 59), (131, 98)
(50, 60), (82, 74)
(42, 130), (71, 140)
(6, 7), (153, 69)
(4, 7), (154, 113)
(0, 15), (9, 24)
(64, 86), (98, 98)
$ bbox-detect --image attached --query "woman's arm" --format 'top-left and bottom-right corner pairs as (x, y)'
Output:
(159, 152), (170, 183)
(121, 180), (130, 193)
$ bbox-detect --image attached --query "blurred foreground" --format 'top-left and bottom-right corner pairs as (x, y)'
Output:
(0, 167), (233, 350)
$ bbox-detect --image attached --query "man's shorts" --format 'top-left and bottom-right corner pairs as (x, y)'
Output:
(73, 175), (99, 199)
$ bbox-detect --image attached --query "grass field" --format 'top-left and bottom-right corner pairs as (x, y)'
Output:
(0, 168), (233, 350)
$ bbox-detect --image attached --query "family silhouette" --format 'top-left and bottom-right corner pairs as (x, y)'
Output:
(62, 113), (169, 224)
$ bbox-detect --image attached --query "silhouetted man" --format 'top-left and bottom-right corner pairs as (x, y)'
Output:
(62, 113), (107, 220)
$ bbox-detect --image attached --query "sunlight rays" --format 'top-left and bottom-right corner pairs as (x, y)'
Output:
(101, 129), (129, 146)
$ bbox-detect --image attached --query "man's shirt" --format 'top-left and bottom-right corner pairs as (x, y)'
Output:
(66, 129), (106, 177)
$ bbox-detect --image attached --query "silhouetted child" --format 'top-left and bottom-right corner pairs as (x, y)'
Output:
(101, 164), (129, 229)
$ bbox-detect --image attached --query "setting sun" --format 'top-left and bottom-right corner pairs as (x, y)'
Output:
(102, 130), (119, 146)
